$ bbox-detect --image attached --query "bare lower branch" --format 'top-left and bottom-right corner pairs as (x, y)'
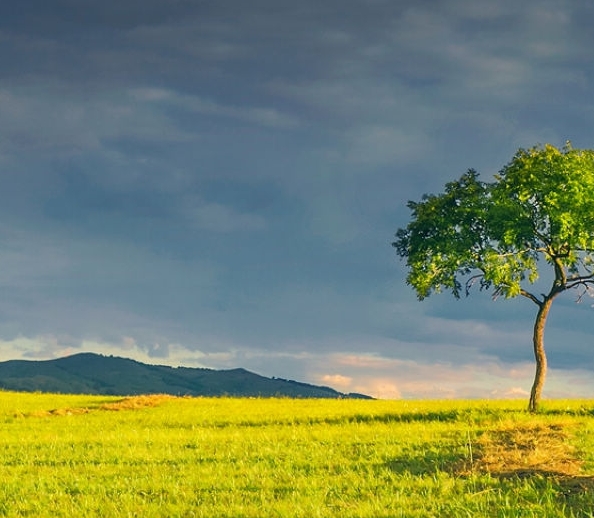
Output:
(565, 277), (594, 291)
(465, 274), (484, 296)
(520, 289), (543, 306)
(575, 285), (594, 303)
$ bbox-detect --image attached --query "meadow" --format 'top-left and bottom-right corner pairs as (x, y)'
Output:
(1, 393), (594, 517)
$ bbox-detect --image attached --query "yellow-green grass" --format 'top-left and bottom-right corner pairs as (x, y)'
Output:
(1, 393), (594, 517)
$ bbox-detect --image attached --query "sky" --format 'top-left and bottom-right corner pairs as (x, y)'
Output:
(1, 0), (594, 399)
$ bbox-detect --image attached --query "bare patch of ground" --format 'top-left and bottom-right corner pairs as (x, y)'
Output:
(99, 394), (175, 411)
(458, 420), (594, 496)
(26, 394), (176, 417)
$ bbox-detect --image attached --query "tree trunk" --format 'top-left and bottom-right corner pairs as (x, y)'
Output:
(528, 298), (553, 412)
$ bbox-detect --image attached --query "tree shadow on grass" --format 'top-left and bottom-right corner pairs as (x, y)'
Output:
(211, 408), (474, 429)
(385, 421), (594, 512)
(470, 467), (594, 512)
(319, 406), (512, 427)
(385, 444), (465, 476)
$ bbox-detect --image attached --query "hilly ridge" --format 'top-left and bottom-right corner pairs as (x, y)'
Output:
(0, 353), (372, 399)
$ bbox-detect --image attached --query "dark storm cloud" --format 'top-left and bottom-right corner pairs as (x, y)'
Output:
(1, 0), (594, 397)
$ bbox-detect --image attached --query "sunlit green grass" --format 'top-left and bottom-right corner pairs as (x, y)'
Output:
(0, 393), (594, 516)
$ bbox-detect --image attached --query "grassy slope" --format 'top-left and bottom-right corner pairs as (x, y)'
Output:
(0, 393), (594, 517)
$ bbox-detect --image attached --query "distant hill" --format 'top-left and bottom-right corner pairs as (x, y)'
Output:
(0, 353), (373, 399)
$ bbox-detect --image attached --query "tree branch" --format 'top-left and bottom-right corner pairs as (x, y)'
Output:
(566, 275), (594, 291)
(464, 274), (484, 296)
(520, 289), (543, 307)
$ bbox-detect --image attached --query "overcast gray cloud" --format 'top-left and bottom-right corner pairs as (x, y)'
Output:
(1, 0), (594, 398)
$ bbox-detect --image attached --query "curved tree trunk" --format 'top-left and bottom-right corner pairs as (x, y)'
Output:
(528, 297), (553, 413)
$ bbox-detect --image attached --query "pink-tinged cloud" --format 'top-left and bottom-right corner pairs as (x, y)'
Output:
(320, 374), (353, 389)
(498, 387), (530, 398)
(307, 351), (594, 400)
(361, 379), (402, 399)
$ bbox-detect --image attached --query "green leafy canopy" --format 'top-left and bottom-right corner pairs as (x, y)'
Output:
(393, 143), (594, 305)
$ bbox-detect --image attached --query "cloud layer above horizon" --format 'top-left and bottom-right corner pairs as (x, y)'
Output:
(1, 0), (594, 399)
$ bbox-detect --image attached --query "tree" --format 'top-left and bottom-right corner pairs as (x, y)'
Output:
(393, 143), (594, 412)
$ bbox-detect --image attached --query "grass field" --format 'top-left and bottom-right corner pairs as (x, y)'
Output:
(1, 393), (594, 517)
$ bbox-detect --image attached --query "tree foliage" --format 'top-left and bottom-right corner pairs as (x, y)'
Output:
(393, 143), (594, 410)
